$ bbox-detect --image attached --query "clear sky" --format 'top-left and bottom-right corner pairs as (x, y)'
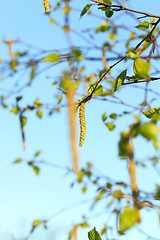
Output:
(0, 0), (160, 240)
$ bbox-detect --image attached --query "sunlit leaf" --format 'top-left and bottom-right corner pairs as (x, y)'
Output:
(43, 53), (60, 63)
(88, 227), (101, 240)
(142, 107), (160, 120)
(133, 58), (150, 79)
(87, 80), (103, 96)
(114, 69), (127, 92)
(119, 207), (140, 232)
(135, 21), (149, 30)
(80, 4), (92, 18)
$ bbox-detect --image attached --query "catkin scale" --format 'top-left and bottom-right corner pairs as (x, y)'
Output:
(44, 0), (49, 13)
(79, 102), (86, 147)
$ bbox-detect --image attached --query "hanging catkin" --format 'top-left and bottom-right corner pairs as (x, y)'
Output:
(44, 0), (49, 13)
(79, 102), (86, 147)
(67, 81), (79, 172)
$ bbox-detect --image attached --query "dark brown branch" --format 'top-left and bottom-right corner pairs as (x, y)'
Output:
(91, 0), (160, 19)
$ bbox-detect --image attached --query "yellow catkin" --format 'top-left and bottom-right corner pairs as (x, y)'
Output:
(44, 0), (49, 13)
(79, 102), (86, 147)
(74, 99), (82, 115)
(67, 81), (79, 172)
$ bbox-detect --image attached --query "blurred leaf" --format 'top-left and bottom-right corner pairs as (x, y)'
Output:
(80, 4), (92, 18)
(135, 21), (149, 30)
(81, 186), (87, 193)
(88, 227), (101, 240)
(34, 151), (41, 157)
(63, 5), (71, 14)
(34, 99), (43, 108)
(33, 166), (40, 175)
(16, 96), (22, 102)
(43, 53), (60, 63)
(36, 110), (43, 119)
(58, 95), (62, 104)
(14, 158), (22, 163)
(119, 207), (140, 232)
(105, 8), (113, 18)
(119, 131), (129, 157)
(96, 21), (109, 32)
(105, 122), (115, 131)
(62, 25), (71, 32)
(33, 220), (42, 227)
(110, 113), (117, 119)
(102, 112), (107, 121)
(81, 222), (89, 228)
(113, 190), (124, 200)
(77, 170), (84, 183)
(10, 107), (20, 114)
(20, 116), (27, 127)
(154, 185), (160, 200)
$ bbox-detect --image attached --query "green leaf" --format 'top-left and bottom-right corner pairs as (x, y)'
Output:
(133, 58), (150, 79)
(88, 227), (101, 240)
(110, 113), (117, 119)
(114, 69), (127, 92)
(58, 95), (62, 104)
(34, 99), (43, 108)
(139, 122), (160, 150)
(81, 222), (89, 228)
(43, 53), (60, 63)
(135, 21), (149, 30)
(119, 207), (140, 232)
(10, 107), (20, 114)
(154, 185), (160, 200)
(33, 166), (40, 175)
(87, 80), (103, 96)
(30, 67), (36, 80)
(80, 4), (92, 18)
(77, 170), (84, 183)
(119, 131), (129, 157)
(36, 110), (43, 119)
(20, 116), (27, 127)
(142, 107), (160, 120)
(63, 5), (71, 14)
(96, 21), (109, 32)
(16, 96), (22, 102)
(81, 186), (87, 193)
(113, 190), (123, 200)
(102, 112), (107, 121)
(14, 158), (22, 163)
(105, 8), (113, 18)
(34, 151), (41, 157)
(32, 220), (42, 227)
(105, 122), (115, 131)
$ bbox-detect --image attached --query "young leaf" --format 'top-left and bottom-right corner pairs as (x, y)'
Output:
(105, 122), (115, 131)
(87, 80), (103, 96)
(102, 112), (107, 121)
(43, 53), (60, 63)
(88, 227), (101, 240)
(114, 69), (127, 92)
(36, 110), (43, 119)
(80, 4), (92, 18)
(135, 21), (149, 30)
(33, 165), (40, 175)
(142, 107), (160, 120)
(119, 207), (140, 232)
(133, 58), (150, 79)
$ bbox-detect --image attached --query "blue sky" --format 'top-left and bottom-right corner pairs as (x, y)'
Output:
(0, 0), (160, 239)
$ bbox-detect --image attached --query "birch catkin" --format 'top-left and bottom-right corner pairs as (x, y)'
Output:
(67, 81), (79, 172)
(79, 102), (86, 147)
(44, 0), (49, 13)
